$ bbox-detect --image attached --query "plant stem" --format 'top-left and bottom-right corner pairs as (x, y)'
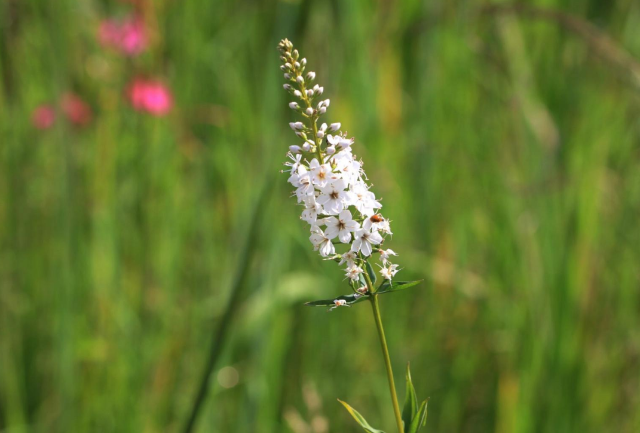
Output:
(369, 294), (404, 433)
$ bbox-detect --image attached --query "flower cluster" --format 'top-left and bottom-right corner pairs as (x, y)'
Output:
(99, 15), (147, 56)
(278, 39), (400, 288)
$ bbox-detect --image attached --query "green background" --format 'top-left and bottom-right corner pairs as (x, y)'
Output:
(2, 0), (640, 432)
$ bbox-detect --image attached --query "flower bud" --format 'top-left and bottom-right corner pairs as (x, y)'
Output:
(339, 137), (354, 149)
(292, 49), (299, 59)
(283, 84), (292, 91)
(296, 76), (304, 84)
(326, 145), (336, 155)
(301, 58), (307, 66)
(280, 65), (286, 71)
(289, 145), (302, 154)
(293, 90), (302, 98)
(285, 63), (292, 70)
(305, 107), (314, 116)
(306, 89), (314, 97)
(289, 121), (304, 130)
(330, 123), (341, 131)
(306, 71), (316, 81)
(294, 62), (300, 69)
(289, 102), (299, 110)
(302, 140), (313, 151)
(295, 131), (307, 139)
(319, 106), (327, 114)
(320, 123), (328, 132)
(317, 130), (325, 139)
(284, 73), (291, 80)
(315, 86), (324, 95)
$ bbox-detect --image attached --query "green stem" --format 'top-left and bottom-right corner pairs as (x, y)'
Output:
(366, 273), (404, 433)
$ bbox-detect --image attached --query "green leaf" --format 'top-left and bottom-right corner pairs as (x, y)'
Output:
(304, 293), (369, 307)
(377, 280), (423, 295)
(338, 399), (386, 433)
(365, 260), (377, 285)
(406, 399), (428, 433)
(402, 363), (418, 431)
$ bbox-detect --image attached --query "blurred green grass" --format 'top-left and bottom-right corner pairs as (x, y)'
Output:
(2, 0), (640, 432)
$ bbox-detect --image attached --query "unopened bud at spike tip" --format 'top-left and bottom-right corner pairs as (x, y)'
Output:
(289, 102), (299, 110)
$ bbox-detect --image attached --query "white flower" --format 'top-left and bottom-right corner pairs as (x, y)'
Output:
(309, 158), (333, 187)
(329, 298), (350, 311)
(379, 264), (399, 280)
(363, 214), (392, 236)
(309, 227), (335, 257)
(301, 196), (322, 224)
(317, 179), (348, 215)
(345, 264), (364, 280)
(324, 210), (360, 243)
(379, 248), (398, 264)
(349, 182), (381, 217)
(291, 166), (315, 202)
(339, 136), (354, 149)
(285, 153), (302, 172)
(351, 228), (383, 256)
(334, 150), (362, 185)
(339, 251), (357, 266)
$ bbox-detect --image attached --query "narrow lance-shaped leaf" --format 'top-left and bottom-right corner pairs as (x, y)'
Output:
(402, 363), (418, 431)
(377, 280), (423, 295)
(338, 399), (386, 433)
(407, 399), (429, 433)
(304, 293), (368, 307)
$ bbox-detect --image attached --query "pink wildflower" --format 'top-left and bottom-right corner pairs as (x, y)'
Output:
(127, 78), (173, 116)
(98, 16), (147, 56)
(60, 93), (92, 126)
(32, 105), (56, 130)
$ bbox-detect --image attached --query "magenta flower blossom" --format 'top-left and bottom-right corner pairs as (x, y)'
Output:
(127, 78), (173, 116)
(60, 93), (92, 126)
(98, 16), (147, 56)
(32, 105), (56, 130)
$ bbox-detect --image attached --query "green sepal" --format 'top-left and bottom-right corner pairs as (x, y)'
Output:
(304, 293), (369, 307)
(377, 280), (423, 295)
(338, 399), (386, 433)
(365, 260), (377, 285)
(402, 363), (418, 431)
(406, 399), (428, 433)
